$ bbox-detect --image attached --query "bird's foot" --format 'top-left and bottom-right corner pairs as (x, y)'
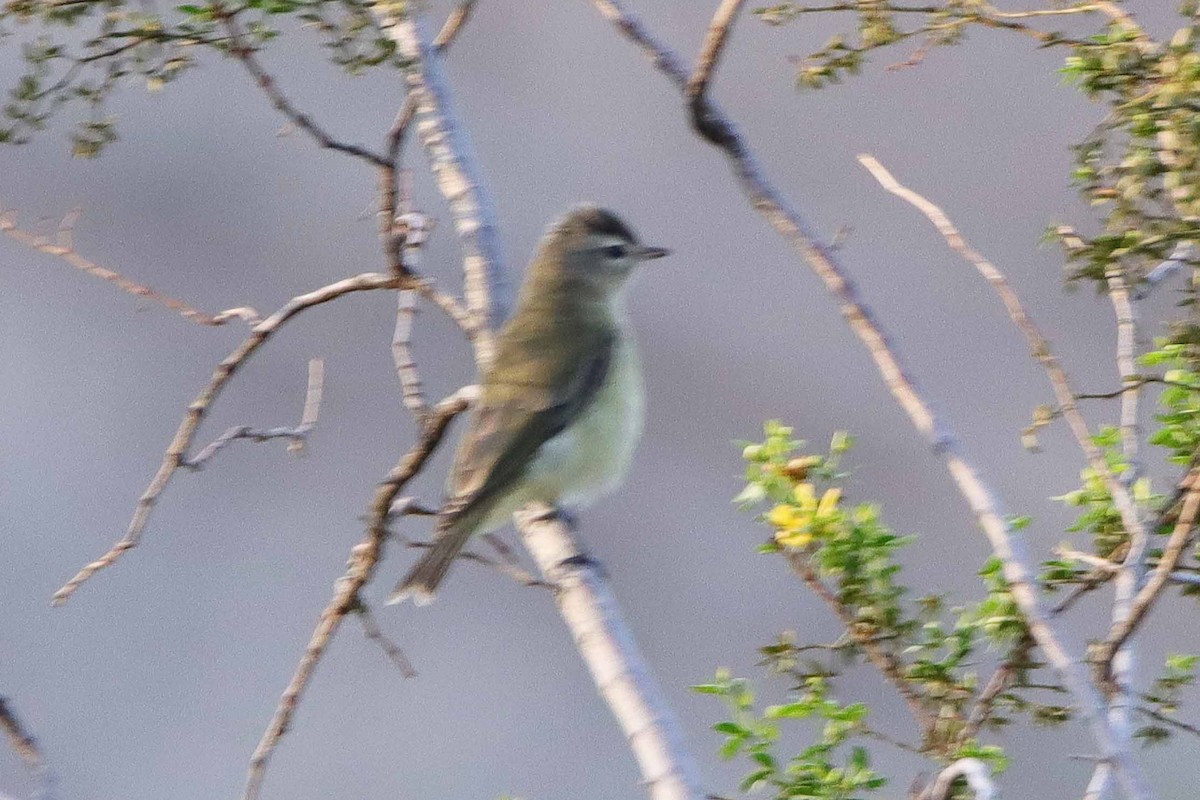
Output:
(555, 552), (607, 578)
(528, 504), (580, 530)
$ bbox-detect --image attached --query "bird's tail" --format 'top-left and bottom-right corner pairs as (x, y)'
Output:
(387, 524), (474, 606)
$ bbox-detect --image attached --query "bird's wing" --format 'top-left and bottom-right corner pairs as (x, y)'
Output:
(440, 327), (616, 529)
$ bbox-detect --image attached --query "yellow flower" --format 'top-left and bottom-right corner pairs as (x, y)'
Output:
(768, 503), (804, 529)
(769, 502), (814, 548)
(775, 528), (814, 548)
(816, 487), (842, 519)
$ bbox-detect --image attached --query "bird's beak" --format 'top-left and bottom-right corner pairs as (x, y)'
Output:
(633, 245), (671, 261)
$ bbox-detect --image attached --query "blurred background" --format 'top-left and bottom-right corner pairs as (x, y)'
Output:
(1, 1), (1195, 798)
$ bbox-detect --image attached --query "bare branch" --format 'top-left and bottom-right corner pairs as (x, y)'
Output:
(218, 9), (389, 168)
(856, 154), (1147, 550)
(786, 552), (935, 739)
(961, 635), (1033, 742)
(353, 600), (418, 679)
(920, 757), (997, 800)
(381, 2), (478, 260)
(857, 156), (1155, 768)
(434, 0), (479, 50)
(392, 289), (429, 418)
(389, 209), (436, 419)
(1107, 269), (1142, 481)
(1137, 242), (1192, 298)
(1095, 469), (1200, 676)
(182, 358), (324, 467)
(1168, 570), (1200, 586)
(0, 696), (50, 800)
(1091, 266), (1146, 800)
(515, 505), (705, 800)
(51, 273), (403, 606)
(587, 3), (1150, 796)
(242, 388), (472, 800)
(1134, 705), (1200, 740)
(385, 12), (509, 358)
(1, 207), (259, 327)
(686, 0), (746, 105)
(400, 536), (550, 590)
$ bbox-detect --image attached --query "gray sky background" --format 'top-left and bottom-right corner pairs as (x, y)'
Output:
(1, 2), (1196, 799)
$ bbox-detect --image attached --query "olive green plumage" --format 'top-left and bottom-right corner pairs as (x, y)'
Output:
(389, 206), (669, 604)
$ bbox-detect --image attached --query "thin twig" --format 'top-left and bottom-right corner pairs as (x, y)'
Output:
(587, 3), (1149, 796)
(392, 289), (428, 418)
(1095, 469), (1200, 677)
(400, 537), (550, 590)
(686, 0), (746, 105)
(786, 552), (935, 739)
(391, 495), (550, 590)
(1057, 548), (1120, 572)
(1052, 572), (1113, 615)
(919, 757), (997, 800)
(51, 273), (403, 606)
(353, 600), (418, 679)
(0, 696), (50, 800)
(961, 635), (1033, 742)
(856, 151), (1159, 800)
(1, 207), (259, 327)
(242, 388), (472, 800)
(218, 9), (389, 168)
(183, 358), (324, 467)
(1134, 705), (1200, 740)
(1137, 242), (1193, 298)
(433, 0), (478, 49)
(856, 154), (1146, 550)
(762, 2), (1096, 47)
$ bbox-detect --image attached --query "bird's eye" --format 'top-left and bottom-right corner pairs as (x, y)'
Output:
(602, 244), (627, 259)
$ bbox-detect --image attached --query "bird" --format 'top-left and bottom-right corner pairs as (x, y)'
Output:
(388, 205), (669, 605)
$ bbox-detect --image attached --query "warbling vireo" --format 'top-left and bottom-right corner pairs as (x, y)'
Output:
(388, 205), (669, 604)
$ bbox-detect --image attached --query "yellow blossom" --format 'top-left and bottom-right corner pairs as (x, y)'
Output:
(768, 504), (804, 529)
(775, 528), (814, 548)
(816, 487), (841, 518)
(769, 502), (814, 548)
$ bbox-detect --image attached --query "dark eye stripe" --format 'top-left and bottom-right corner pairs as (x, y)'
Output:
(602, 244), (627, 258)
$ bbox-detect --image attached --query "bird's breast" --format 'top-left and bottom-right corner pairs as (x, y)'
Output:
(530, 335), (644, 506)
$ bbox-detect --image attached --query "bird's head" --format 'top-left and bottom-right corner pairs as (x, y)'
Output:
(530, 205), (670, 299)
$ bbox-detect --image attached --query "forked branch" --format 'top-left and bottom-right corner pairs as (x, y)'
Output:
(51, 272), (404, 606)
(855, 154), (1146, 549)
(242, 388), (473, 800)
(385, 12), (509, 357)
(1, 206), (259, 327)
(1095, 468), (1200, 680)
(587, 1), (1149, 795)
